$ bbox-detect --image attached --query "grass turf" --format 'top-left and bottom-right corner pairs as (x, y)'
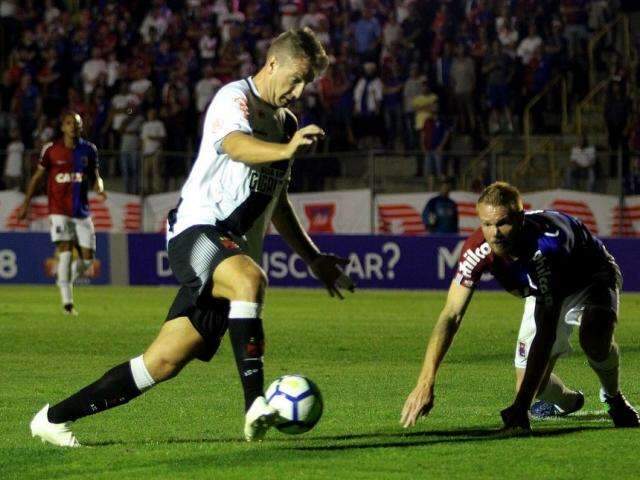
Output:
(1, 286), (639, 479)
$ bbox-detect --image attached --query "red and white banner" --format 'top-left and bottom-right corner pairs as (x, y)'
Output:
(141, 189), (372, 234)
(0, 191), (141, 233)
(287, 189), (371, 234)
(2, 189), (639, 236)
(376, 190), (640, 237)
(143, 191), (181, 232)
(375, 191), (480, 235)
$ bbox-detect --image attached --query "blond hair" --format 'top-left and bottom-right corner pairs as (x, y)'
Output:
(267, 28), (329, 77)
(477, 181), (524, 212)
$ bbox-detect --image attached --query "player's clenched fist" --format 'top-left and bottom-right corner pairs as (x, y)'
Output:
(287, 124), (325, 157)
(400, 384), (434, 428)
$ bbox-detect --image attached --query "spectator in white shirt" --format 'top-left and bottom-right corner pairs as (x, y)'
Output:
(107, 81), (140, 176)
(81, 48), (107, 97)
(140, 7), (169, 43)
(565, 134), (597, 191)
(353, 62), (383, 148)
(516, 23), (542, 65)
(140, 107), (167, 195)
(3, 127), (24, 189)
(300, 1), (325, 30)
(199, 24), (219, 61)
(195, 64), (222, 132)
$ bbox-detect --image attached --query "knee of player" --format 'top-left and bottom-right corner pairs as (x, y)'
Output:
(144, 354), (182, 382)
(231, 267), (268, 301)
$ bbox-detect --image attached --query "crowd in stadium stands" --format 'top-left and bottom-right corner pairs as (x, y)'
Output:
(0, 0), (637, 193)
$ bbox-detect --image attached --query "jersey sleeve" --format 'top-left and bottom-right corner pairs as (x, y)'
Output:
(453, 229), (492, 288)
(38, 142), (53, 170)
(208, 84), (253, 153)
(529, 228), (572, 307)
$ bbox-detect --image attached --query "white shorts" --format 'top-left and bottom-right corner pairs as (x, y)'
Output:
(514, 296), (574, 368)
(49, 214), (96, 251)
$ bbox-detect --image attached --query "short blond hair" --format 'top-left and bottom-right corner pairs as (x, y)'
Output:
(267, 28), (329, 78)
(477, 181), (524, 213)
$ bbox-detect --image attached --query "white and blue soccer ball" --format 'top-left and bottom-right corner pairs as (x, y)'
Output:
(265, 374), (323, 434)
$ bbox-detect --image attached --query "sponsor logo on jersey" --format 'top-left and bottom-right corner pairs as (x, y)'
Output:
(249, 167), (286, 196)
(532, 249), (553, 306)
(54, 172), (84, 183)
(458, 242), (491, 278)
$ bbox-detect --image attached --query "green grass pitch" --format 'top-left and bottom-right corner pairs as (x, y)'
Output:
(1, 286), (639, 479)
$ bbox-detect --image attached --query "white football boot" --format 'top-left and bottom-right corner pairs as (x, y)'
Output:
(244, 396), (280, 442)
(30, 404), (80, 447)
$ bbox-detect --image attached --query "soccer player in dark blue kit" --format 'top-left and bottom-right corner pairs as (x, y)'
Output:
(402, 181), (639, 431)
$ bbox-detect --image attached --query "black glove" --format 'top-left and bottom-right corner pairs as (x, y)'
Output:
(500, 404), (531, 433)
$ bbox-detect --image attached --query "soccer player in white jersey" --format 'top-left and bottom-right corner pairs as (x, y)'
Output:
(30, 28), (354, 447)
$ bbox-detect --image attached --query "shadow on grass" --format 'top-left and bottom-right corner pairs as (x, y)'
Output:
(284, 425), (607, 451)
(83, 437), (246, 447)
(83, 424), (607, 449)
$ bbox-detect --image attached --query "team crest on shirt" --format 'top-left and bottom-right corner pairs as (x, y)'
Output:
(234, 97), (249, 119)
(518, 341), (527, 358)
(219, 236), (240, 250)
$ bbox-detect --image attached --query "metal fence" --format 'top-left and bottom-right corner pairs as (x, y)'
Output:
(1, 147), (637, 200)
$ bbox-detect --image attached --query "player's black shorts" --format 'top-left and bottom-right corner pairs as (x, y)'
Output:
(165, 224), (244, 361)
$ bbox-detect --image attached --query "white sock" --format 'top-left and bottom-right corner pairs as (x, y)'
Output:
(589, 343), (620, 398)
(130, 355), (156, 391)
(229, 301), (262, 319)
(57, 251), (73, 305)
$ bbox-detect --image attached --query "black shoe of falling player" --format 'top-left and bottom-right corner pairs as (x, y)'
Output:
(603, 392), (640, 428)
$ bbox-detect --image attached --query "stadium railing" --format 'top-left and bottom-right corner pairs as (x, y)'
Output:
(588, 13), (631, 88)
(574, 78), (610, 137)
(3, 146), (635, 198)
(523, 75), (568, 157)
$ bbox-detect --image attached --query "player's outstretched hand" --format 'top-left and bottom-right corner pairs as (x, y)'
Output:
(97, 191), (108, 202)
(288, 125), (325, 157)
(310, 253), (354, 300)
(401, 384), (434, 428)
(17, 202), (29, 220)
(499, 403), (531, 434)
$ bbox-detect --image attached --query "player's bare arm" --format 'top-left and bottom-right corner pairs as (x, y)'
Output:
(18, 166), (46, 220)
(401, 282), (474, 428)
(271, 190), (353, 299)
(222, 125), (324, 165)
(501, 299), (560, 432)
(93, 169), (107, 201)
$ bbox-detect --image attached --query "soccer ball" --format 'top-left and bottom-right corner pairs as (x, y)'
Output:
(265, 374), (323, 434)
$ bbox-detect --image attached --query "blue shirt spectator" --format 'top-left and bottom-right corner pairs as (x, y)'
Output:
(422, 179), (459, 234)
(353, 9), (381, 58)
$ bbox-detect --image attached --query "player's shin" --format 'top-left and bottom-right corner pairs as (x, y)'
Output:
(228, 301), (265, 411)
(57, 251), (73, 305)
(46, 355), (156, 424)
(588, 342), (620, 397)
